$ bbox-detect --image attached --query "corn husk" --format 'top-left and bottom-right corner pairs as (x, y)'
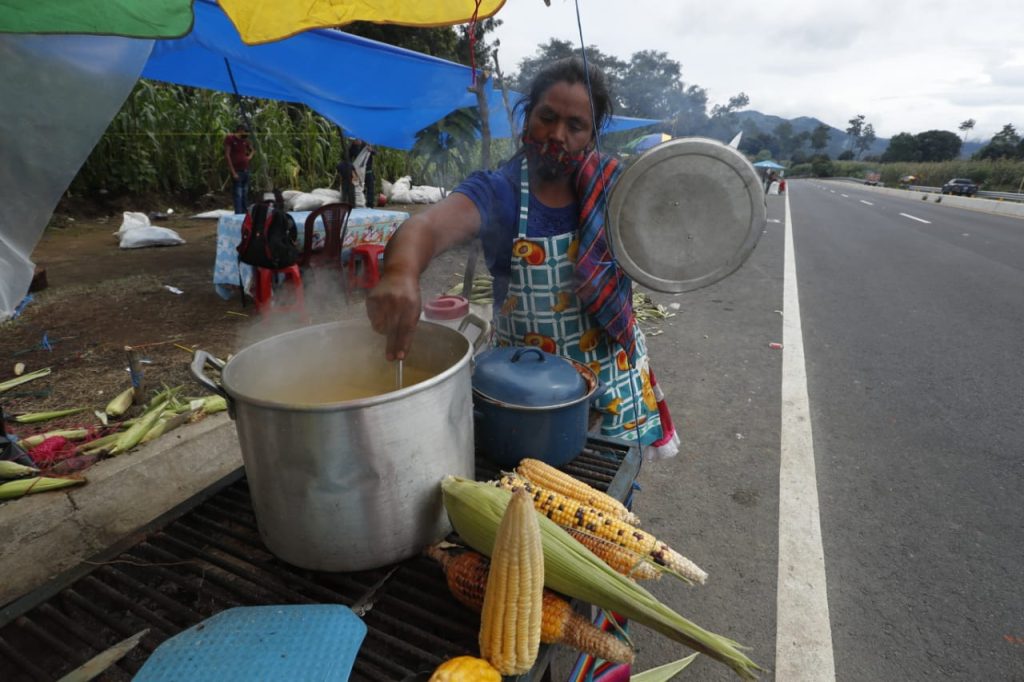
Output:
(0, 460), (40, 479)
(109, 402), (167, 455)
(13, 406), (89, 424)
(441, 477), (761, 680)
(0, 367), (51, 394)
(19, 429), (91, 449)
(76, 431), (124, 456)
(0, 476), (85, 500)
(140, 409), (194, 444)
(104, 387), (135, 418)
(632, 654), (699, 681)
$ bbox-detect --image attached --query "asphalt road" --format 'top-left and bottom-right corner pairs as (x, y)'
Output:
(619, 180), (1024, 680)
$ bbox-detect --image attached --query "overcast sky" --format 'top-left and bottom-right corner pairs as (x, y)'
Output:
(491, 0), (1022, 142)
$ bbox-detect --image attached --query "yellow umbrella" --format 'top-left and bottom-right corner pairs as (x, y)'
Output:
(220, 0), (508, 45)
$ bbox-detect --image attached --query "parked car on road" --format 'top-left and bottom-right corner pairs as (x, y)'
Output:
(941, 178), (979, 196)
(864, 171), (881, 186)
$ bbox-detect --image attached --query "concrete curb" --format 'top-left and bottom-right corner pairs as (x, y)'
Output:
(827, 180), (1024, 221)
(0, 413), (242, 607)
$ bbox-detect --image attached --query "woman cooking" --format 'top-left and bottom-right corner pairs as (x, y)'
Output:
(367, 57), (678, 461)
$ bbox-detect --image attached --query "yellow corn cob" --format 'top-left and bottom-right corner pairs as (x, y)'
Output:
(442, 477), (761, 679)
(515, 459), (642, 525)
(0, 476), (85, 500)
(105, 387), (135, 418)
(496, 475), (706, 585)
(0, 461), (40, 480)
(425, 545), (635, 664)
(478, 488), (544, 675)
(515, 459), (639, 524)
(564, 529), (661, 581)
(428, 655), (500, 682)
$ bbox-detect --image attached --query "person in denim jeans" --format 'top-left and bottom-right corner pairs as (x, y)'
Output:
(224, 123), (254, 214)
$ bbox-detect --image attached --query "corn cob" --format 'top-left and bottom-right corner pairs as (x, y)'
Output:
(515, 459), (641, 525)
(13, 406), (89, 424)
(496, 475), (706, 585)
(441, 477), (761, 680)
(105, 387), (135, 418)
(425, 545), (635, 664)
(0, 461), (40, 479)
(19, 429), (90, 449)
(564, 529), (661, 581)
(0, 476), (85, 500)
(428, 655), (500, 682)
(478, 488), (544, 674)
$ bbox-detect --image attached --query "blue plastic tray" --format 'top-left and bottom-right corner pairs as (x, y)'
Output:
(133, 604), (366, 681)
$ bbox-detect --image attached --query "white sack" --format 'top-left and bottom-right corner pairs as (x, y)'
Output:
(409, 186), (444, 204)
(390, 176), (413, 204)
(119, 225), (185, 249)
(290, 192), (328, 211)
(117, 211), (151, 235)
(380, 179), (393, 199)
(311, 187), (342, 201)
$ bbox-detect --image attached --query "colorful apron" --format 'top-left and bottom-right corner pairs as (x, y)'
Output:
(493, 163), (664, 446)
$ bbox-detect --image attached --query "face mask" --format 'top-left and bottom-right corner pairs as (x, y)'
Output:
(522, 134), (587, 179)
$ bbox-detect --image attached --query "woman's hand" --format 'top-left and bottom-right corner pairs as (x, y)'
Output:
(366, 270), (422, 361)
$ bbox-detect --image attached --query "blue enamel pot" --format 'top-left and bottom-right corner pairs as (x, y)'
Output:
(472, 347), (603, 468)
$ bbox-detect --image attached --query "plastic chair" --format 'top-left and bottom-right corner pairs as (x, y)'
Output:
(300, 202), (352, 270)
(251, 264), (306, 319)
(345, 243), (385, 290)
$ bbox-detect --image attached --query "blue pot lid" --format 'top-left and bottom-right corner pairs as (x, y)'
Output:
(473, 347), (586, 406)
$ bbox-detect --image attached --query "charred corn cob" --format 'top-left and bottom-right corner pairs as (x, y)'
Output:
(564, 529), (661, 581)
(515, 459), (641, 525)
(478, 488), (544, 675)
(428, 655), (500, 681)
(496, 475), (707, 585)
(425, 545), (635, 664)
(441, 477), (762, 680)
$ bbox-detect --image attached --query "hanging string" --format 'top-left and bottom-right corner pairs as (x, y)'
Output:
(573, 0), (647, 460)
(467, 0), (484, 83)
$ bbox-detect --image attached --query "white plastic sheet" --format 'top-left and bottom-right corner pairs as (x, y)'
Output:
(0, 34), (153, 320)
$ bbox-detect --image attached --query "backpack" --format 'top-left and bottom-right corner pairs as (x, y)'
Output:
(237, 202), (299, 269)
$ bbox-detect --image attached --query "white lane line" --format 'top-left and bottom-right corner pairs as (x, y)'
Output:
(860, 200), (874, 206)
(840, 194), (849, 198)
(777, 191), (837, 681)
(830, 190), (836, 193)
(899, 212), (931, 224)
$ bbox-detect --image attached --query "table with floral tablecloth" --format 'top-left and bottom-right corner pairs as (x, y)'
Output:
(213, 207), (409, 299)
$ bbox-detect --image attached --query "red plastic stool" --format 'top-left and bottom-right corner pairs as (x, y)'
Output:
(345, 244), (385, 290)
(251, 264), (307, 318)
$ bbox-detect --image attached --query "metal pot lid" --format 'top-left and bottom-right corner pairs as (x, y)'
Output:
(473, 347), (585, 406)
(607, 137), (766, 293)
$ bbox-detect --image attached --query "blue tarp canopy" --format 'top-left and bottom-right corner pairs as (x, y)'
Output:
(143, 0), (656, 150)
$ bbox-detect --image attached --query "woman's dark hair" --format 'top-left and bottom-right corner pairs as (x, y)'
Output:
(515, 56), (614, 138)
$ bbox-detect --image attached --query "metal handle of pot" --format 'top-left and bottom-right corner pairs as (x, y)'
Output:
(189, 350), (234, 417)
(457, 312), (491, 353)
(511, 347), (545, 363)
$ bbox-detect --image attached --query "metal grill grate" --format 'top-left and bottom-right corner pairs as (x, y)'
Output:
(0, 436), (638, 681)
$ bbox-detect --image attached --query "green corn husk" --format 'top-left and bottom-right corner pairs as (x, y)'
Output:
(0, 367), (51, 394)
(0, 476), (85, 500)
(140, 409), (194, 444)
(19, 429), (91, 449)
(109, 402), (167, 455)
(632, 654), (699, 681)
(105, 387), (135, 418)
(198, 395), (227, 414)
(76, 430), (124, 456)
(0, 461), (40, 479)
(441, 477), (762, 680)
(13, 407), (89, 424)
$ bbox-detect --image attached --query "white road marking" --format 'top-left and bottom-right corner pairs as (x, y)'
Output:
(777, 191), (837, 681)
(899, 212), (931, 224)
(860, 200), (874, 206)
(840, 194), (849, 198)
(830, 190), (836, 193)
(768, 218), (782, 223)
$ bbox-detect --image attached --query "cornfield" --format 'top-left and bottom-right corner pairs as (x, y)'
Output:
(69, 79), (517, 202)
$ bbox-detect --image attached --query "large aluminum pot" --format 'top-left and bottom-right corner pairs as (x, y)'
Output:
(191, 319), (477, 572)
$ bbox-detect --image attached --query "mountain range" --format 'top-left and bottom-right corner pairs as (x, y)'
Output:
(731, 110), (984, 159)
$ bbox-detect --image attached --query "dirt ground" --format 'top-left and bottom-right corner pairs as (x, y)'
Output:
(0, 198), (463, 437)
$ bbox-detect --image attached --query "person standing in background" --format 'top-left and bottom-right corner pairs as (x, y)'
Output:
(224, 123), (254, 214)
(350, 139), (376, 208)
